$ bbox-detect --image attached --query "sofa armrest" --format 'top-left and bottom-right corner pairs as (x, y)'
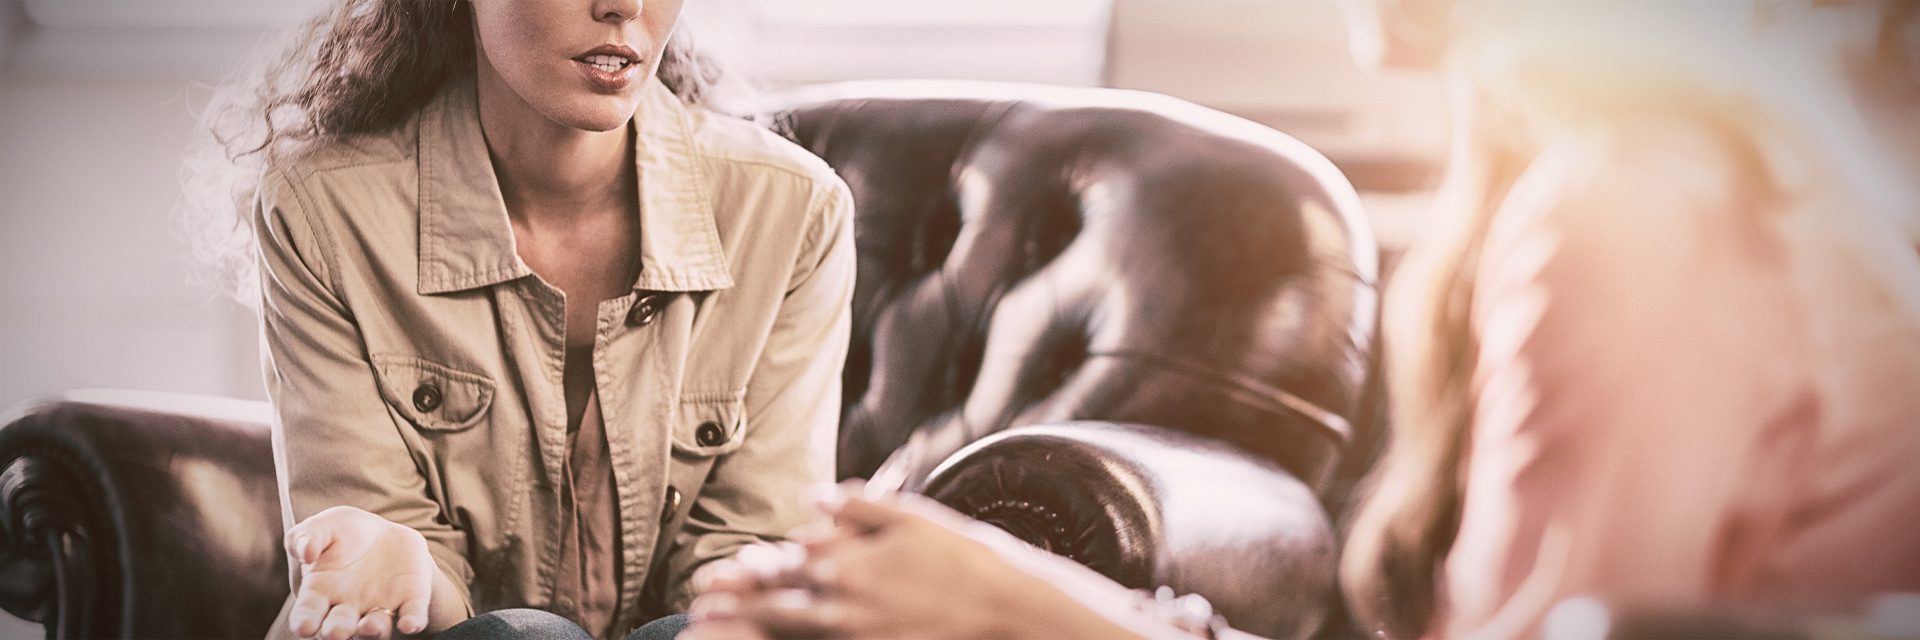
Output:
(0, 391), (288, 639)
(921, 421), (1336, 640)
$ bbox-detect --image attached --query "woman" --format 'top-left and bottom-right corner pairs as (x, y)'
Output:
(686, 1), (1920, 638)
(184, 0), (854, 638)
(1342, 2), (1920, 636)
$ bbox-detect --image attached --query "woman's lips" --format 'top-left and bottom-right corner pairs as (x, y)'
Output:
(573, 55), (639, 92)
(571, 44), (643, 92)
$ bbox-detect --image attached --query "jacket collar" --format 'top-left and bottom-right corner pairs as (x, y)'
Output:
(415, 72), (734, 295)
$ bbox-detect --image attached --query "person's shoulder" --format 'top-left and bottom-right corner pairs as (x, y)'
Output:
(1473, 114), (1782, 322)
(684, 108), (845, 199)
(1544, 115), (1755, 227)
(254, 122), (422, 273)
(1491, 114), (1761, 265)
(259, 122), (420, 222)
(269, 122), (417, 185)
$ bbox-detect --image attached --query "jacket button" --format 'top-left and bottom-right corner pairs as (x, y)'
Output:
(412, 383), (443, 412)
(627, 294), (662, 327)
(695, 421), (727, 447)
(660, 486), (682, 524)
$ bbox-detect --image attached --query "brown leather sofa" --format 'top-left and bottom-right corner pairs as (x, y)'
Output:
(0, 82), (1378, 639)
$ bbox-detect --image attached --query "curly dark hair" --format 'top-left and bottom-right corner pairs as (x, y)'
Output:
(181, 0), (736, 303)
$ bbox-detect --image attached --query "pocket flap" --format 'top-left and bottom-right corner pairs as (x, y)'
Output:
(672, 391), (747, 458)
(371, 355), (495, 431)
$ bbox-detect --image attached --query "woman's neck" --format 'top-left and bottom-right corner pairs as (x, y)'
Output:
(474, 60), (634, 221)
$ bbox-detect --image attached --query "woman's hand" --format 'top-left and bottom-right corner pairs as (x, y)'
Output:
(284, 505), (436, 640)
(687, 490), (1016, 639)
(687, 484), (1159, 640)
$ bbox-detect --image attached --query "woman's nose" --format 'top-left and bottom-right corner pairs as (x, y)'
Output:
(591, 0), (640, 23)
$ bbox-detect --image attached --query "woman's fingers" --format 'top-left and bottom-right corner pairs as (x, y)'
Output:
(287, 525), (338, 567)
(693, 559), (757, 595)
(318, 603), (364, 640)
(682, 617), (773, 640)
(702, 588), (862, 638)
(820, 483), (977, 534)
(819, 491), (911, 533)
(804, 556), (842, 593)
(288, 586), (334, 638)
(394, 592), (430, 635)
(793, 521), (864, 559)
(285, 528), (326, 566)
(691, 592), (743, 622)
(804, 531), (893, 597)
(285, 530), (307, 562)
(729, 542), (813, 590)
(353, 608), (394, 640)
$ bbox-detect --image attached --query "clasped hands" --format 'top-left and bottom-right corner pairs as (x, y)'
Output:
(684, 482), (1160, 640)
(683, 482), (1051, 640)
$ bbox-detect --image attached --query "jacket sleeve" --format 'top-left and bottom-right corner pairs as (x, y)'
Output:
(661, 178), (856, 608)
(253, 170), (477, 635)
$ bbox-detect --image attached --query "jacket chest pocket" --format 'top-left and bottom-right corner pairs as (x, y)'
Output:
(370, 354), (527, 551)
(371, 355), (495, 431)
(671, 392), (747, 460)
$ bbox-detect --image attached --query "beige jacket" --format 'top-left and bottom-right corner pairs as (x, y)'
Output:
(254, 72), (852, 636)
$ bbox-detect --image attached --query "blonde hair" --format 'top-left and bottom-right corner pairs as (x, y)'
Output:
(179, 0), (736, 304)
(1339, 2), (1918, 636)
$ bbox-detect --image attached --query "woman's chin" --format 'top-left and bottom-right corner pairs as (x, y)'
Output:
(543, 99), (641, 133)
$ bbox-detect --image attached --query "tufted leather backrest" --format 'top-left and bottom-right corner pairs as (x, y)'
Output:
(775, 82), (1380, 489)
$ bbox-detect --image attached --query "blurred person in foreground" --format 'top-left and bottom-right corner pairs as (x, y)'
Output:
(685, 1), (1920, 638)
(181, 0), (854, 638)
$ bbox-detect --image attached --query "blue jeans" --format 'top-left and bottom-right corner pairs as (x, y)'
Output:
(625, 614), (690, 640)
(435, 609), (690, 640)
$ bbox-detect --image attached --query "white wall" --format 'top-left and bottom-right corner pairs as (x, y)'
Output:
(1108, 0), (1447, 173)
(0, 1), (15, 67)
(725, 0), (1112, 87)
(1, 24), (268, 415)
